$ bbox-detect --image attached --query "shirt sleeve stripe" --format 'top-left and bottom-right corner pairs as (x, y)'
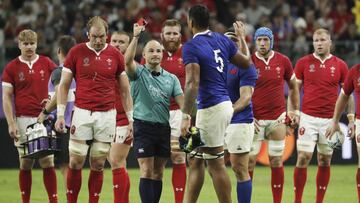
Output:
(2, 82), (13, 88)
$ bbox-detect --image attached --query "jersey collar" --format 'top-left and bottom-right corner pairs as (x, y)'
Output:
(193, 30), (211, 39)
(18, 54), (39, 69)
(86, 42), (108, 56)
(255, 50), (274, 66)
(312, 53), (333, 64)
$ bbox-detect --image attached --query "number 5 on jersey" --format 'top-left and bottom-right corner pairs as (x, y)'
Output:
(213, 49), (224, 73)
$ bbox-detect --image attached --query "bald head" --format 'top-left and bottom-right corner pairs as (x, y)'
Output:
(143, 40), (163, 67)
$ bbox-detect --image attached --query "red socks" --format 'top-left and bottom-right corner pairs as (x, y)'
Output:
(43, 167), (58, 203)
(19, 169), (32, 203)
(294, 167), (307, 203)
(316, 166), (330, 203)
(357, 168), (360, 202)
(271, 167), (284, 203)
(172, 163), (186, 203)
(112, 168), (130, 203)
(88, 170), (104, 203)
(67, 168), (82, 203)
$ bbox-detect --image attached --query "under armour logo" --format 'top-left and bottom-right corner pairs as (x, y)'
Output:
(273, 184), (282, 188)
(52, 194), (58, 198)
(21, 191), (25, 195)
(294, 187), (296, 191)
(67, 189), (73, 194)
(93, 193), (100, 197)
(175, 187), (184, 192)
(319, 186), (326, 190)
(358, 184), (360, 188)
(114, 184), (119, 188)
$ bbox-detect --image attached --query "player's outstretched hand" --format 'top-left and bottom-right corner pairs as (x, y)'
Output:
(233, 21), (246, 39)
(325, 121), (340, 139)
(55, 116), (66, 133)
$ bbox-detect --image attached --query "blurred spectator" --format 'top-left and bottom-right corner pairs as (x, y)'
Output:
(330, 1), (354, 39)
(244, 0), (270, 27)
(1, 0), (360, 72)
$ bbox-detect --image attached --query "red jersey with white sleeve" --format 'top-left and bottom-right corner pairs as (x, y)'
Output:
(115, 72), (129, 126)
(342, 64), (360, 119)
(295, 53), (348, 118)
(160, 46), (185, 110)
(2, 55), (56, 117)
(252, 51), (294, 120)
(63, 43), (125, 111)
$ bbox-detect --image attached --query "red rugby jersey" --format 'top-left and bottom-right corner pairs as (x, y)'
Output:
(252, 51), (294, 120)
(2, 55), (56, 117)
(64, 43), (125, 111)
(294, 53), (348, 118)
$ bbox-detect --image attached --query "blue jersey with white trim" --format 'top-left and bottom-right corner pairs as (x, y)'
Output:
(227, 63), (257, 123)
(182, 30), (237, 109)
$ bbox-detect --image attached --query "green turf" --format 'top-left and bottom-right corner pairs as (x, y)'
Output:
(0, 165), (357, 203)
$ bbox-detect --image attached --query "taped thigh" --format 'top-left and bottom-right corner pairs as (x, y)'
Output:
(268, 140), (285, 156)
(90, 142), (111, 157)
(202, 151), (225, 160)
(69, 140), (89, 156)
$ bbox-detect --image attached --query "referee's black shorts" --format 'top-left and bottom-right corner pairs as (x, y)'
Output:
(133, 119), (171, 158)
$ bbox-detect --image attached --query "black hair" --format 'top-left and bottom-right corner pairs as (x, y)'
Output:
(188, 5), (209, 30)
(58, 35), (76, 56)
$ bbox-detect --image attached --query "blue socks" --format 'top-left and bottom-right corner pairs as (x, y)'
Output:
(237, 179), (252, 203)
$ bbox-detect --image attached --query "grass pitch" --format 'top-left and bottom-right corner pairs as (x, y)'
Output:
(0, 165), (357, 203)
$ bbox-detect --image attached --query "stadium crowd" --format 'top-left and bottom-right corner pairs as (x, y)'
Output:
(2, 1), (360, 203)
(0, 0), (359, 68)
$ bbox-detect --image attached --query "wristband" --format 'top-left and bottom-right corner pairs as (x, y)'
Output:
(126, 110), (134, 122)
(57, 104), (66, 117)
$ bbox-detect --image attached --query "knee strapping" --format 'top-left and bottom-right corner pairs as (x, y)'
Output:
(69, 140), (89, 156)
(268, 140), (285, 156)
(189, 150), (204, 159)
(202, 151), (224, 160)
(90, 142), (111, 157)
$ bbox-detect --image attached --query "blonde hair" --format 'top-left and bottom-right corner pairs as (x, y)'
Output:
(18, 29), (37, 42)
(87, 16), (108, 33)
(313, 28), (330, 38)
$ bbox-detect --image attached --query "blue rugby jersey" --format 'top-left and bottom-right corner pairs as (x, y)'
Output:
(182, 30), (238, 109)
(227, 63), (257, 123)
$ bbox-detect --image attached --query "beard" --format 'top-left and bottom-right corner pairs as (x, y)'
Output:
(163, 40), (181, 53)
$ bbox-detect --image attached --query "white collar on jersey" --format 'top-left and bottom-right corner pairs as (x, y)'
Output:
(86, 42), (108, 56)
(18, 54), (39, 70)
(193, 30), (211, 39)
(255, 50), (274, 66)
(312, 53), (333, 64)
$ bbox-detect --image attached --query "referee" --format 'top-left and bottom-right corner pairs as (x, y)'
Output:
(124, 22), (184, 203)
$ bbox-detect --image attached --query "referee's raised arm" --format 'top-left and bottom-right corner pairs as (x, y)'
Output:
(124, 23), (144, 78)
